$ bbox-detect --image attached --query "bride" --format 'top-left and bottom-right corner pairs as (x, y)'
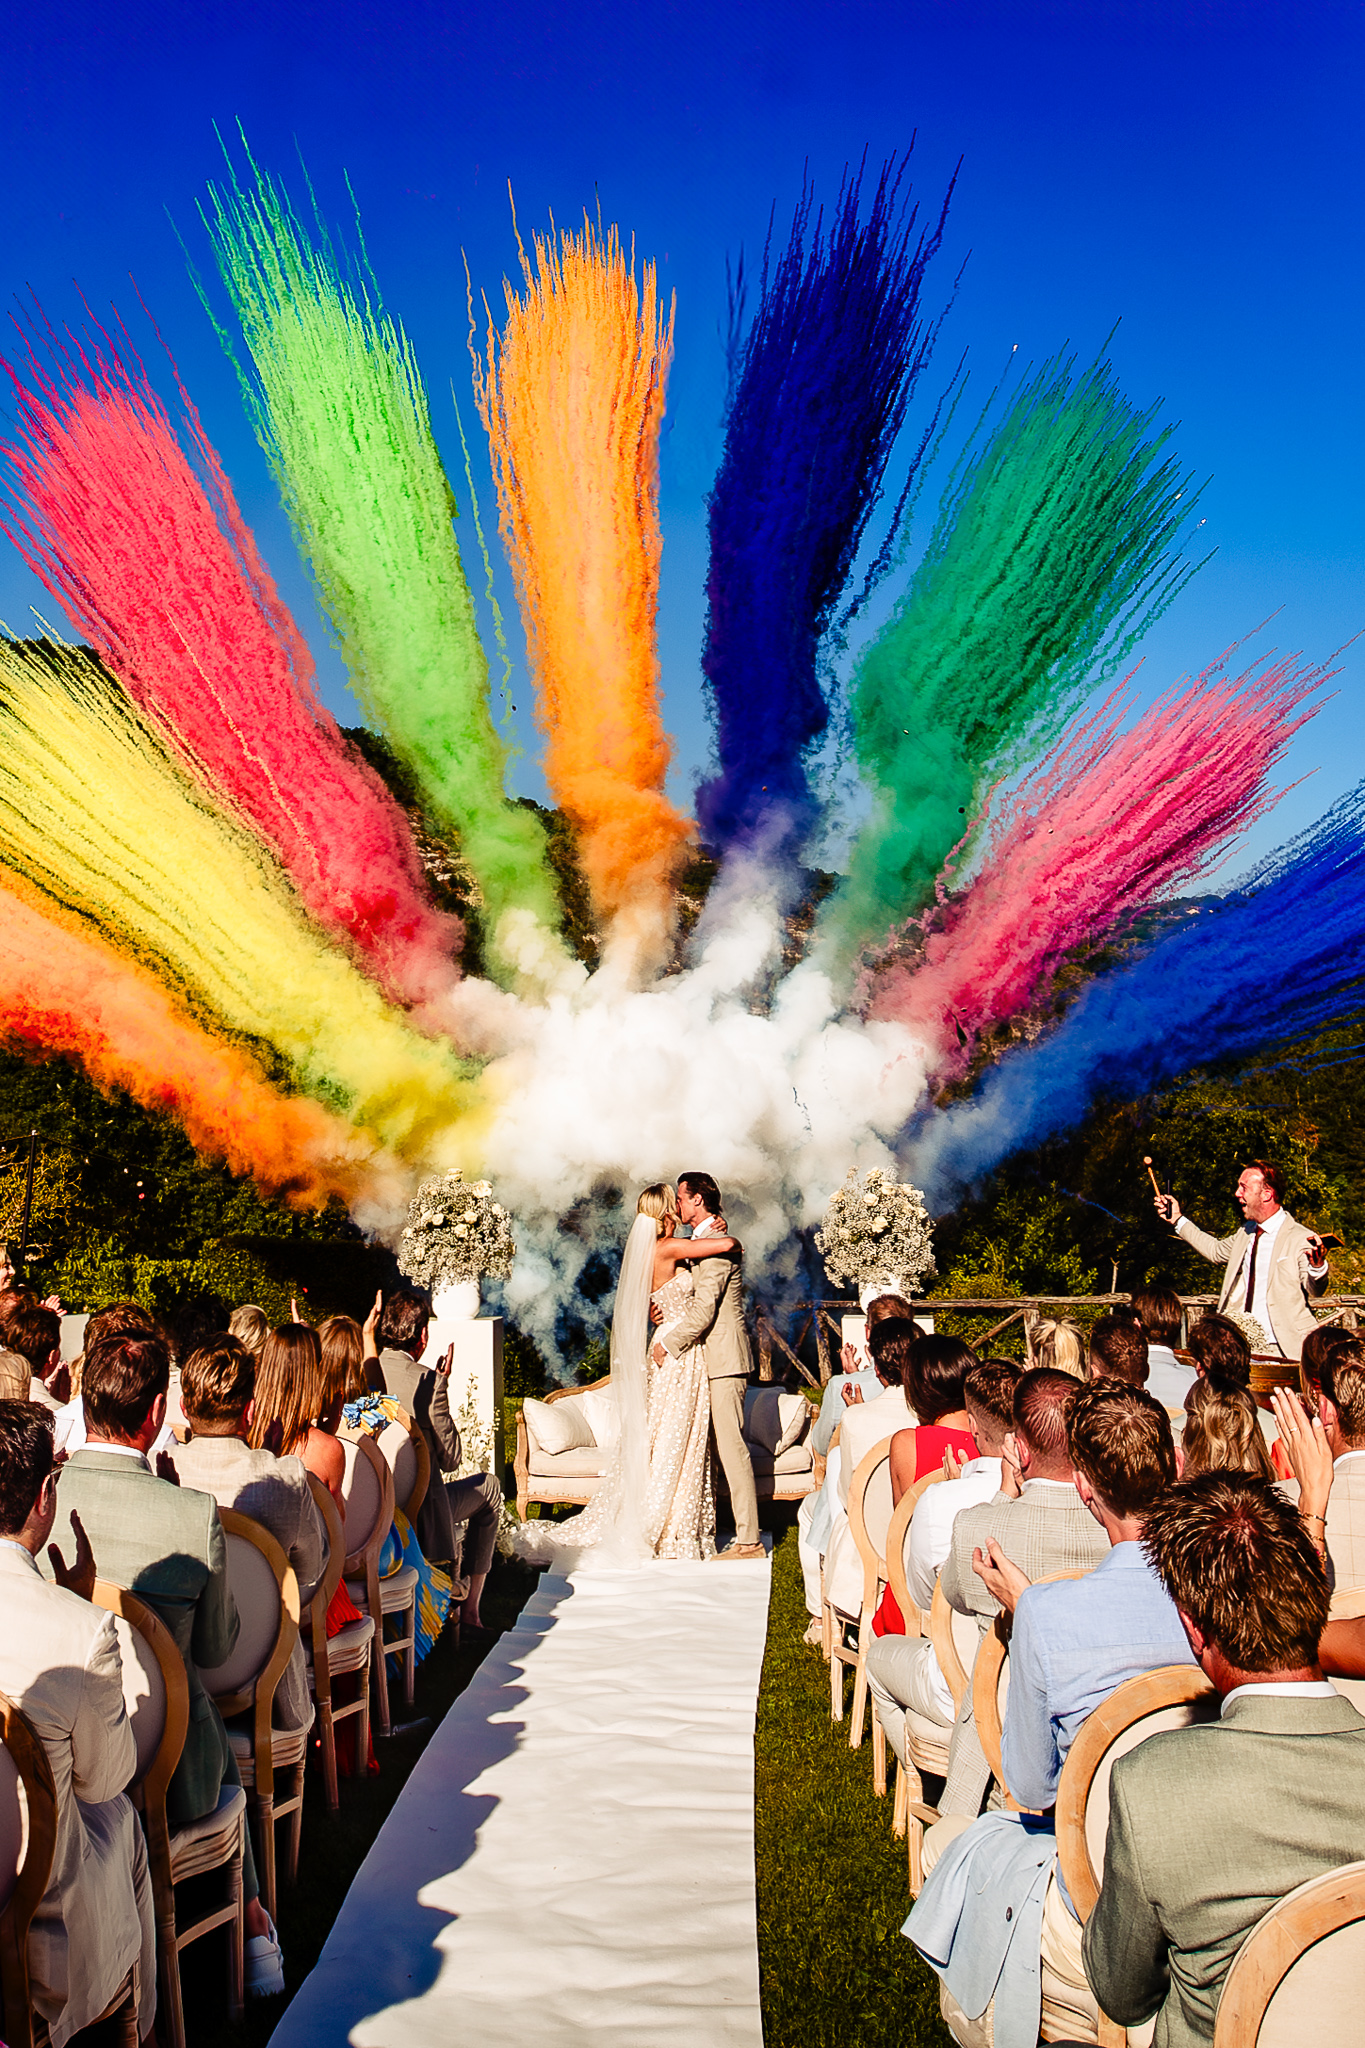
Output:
(510, 1185), (740, 1566)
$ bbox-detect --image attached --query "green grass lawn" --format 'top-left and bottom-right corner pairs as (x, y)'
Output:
(173, 1510), (950, 2048)
(756, 1513), (951, 2048)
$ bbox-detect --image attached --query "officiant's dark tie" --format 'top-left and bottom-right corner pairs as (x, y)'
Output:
(1244, 1225), (1263, 1313)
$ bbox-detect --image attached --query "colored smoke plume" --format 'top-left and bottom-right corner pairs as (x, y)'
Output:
(3, 341), (462, 1014)
(872, 652), (1323, 1070)
(198, 148), (564, 978)
(476, 214), (691, 974)
(909, 778), (1365, 1206)
(823, 348), (1206, 963)
(0, 870), (391, 1211)
(698, 155), (952, 874)
(0, 640), (484, 1169)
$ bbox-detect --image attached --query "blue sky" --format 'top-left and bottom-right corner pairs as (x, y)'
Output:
(1, 0), (1361, 878)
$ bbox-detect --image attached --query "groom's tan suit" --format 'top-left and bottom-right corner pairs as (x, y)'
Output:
(659, 1216), (759, 1545)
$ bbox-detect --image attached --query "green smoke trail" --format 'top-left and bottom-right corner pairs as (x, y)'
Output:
(195, 144), (564, 974)
(822, 349), (1205, 964)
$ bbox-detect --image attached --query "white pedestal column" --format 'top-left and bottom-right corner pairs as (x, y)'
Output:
(425, 1308), (506, 1471)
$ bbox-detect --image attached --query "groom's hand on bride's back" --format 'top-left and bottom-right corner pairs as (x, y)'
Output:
(649, 1301), (664, 1325)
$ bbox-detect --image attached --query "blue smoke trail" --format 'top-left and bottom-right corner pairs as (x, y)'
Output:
(911, 781), (1365, 1205)
(696, 152), (954, 868)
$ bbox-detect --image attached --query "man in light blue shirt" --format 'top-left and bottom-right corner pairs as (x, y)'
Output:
(908, 1381), (1193, 2048)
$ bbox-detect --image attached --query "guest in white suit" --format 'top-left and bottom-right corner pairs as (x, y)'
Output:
(0, 1400), (156, 2045)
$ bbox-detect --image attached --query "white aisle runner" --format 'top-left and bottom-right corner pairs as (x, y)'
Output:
(271, 1554), (772, 2048)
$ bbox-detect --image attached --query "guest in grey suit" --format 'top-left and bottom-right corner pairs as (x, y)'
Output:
(40, 1326), (284, 1992)
(377, 1290), (503, 1630)
(654, 1172), (761, 1559)
(1086, 1472), (1365, 2048)
(171, 1331), (328, 1734)
(938, 1367), (1109, 1814)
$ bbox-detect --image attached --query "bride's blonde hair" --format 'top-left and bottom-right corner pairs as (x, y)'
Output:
(637, 1183), (678, 1238)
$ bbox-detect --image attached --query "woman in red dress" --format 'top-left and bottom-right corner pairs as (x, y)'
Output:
(874, 1334), (980, 1636)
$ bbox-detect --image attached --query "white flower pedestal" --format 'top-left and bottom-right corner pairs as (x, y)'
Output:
(426, 1281), (505, 1472)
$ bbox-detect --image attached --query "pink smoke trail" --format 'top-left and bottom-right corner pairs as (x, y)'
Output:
(3, 337), (462, 1013)
(870, 654), (1324, 1074)
(0, 871), (386, 1208)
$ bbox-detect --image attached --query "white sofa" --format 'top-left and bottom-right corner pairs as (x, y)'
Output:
(513, 1374), (817, 1521)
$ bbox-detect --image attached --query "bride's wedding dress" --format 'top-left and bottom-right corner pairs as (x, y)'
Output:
(509, 1214), (715, 1567)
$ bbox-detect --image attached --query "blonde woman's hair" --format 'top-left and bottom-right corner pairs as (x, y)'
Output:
(0, 1349), (31, 1401)
(247, 1323), (332, 1455)
(1180, 1379), (1276, 1482)
(1033, 1318), (1086, 1380)
(228, 1304), (269, 1355)
(318, 1314), (367, 1404)
(636, 1183), (679, 1239)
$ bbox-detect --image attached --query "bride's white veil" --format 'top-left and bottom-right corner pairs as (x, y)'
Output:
(507, 1209), (656, 1568)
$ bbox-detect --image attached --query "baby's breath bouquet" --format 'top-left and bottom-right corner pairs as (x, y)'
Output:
(397, 1170), (517, 1289)
(1223, 1308), (1273, 1356)
(815, 1166), (936, 1292)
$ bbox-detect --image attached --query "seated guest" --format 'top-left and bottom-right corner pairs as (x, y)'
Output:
(819, 1319), (928, 1623)
(887, 1335), (981, 1503)
(318, 1312), (371, 1404)
(936, 1368), (1110, 1817)
(1131, 1284), (1195, 1410)
(1300, 1319), (1353, 1392)
(1084, 1472), (1365, 2046)
(866, 1361), (1017, 1762)
(171, 1333), (328, 1734)
(810, 1292), (918, 1458)
(228, 1303), (269, 1354)
(796, 1299), (914, 1637)
(52, 1301), (162, 1458)
(1180, 1378), (1275, 1480)
(0, 1401), (157, 2045)
(39, 1327), (284, 1994)
(248, 1322), (346, 1509)
(374, 1289), (502, 1632)
(1305, 1334), (1365, 1590)
(1033, 1317), (1085, 1380)
(908, 1382), (1193, 2048)
(1088, 1312), (1149, 1387)
(1190, 1309), (1277, 1447)
(0, 1292), (66, 1409)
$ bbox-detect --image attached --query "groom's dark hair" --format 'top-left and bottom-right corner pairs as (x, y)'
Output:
(678, 1171), (721, 1214)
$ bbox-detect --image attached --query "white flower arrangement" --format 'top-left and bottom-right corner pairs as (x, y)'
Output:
(396, 1169), (517, 1289)
(1223, 1308), (1273, 1355)
(814, 1166), (936, 1292)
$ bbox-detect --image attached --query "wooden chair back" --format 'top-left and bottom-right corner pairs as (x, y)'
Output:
(376, 1407), (430, 1525)
(0, 1693), (58, 2048)
(1214, 1860), (1365, 2047)
(338, 1433), (396, 1576)
(1055, 1664), (1218, 1922)
(848, 1442), (896, 1617)
(929, 1580), (974, 1713)
(305, 1473), (346, 1685)
(91, 1582), (189, 1817)
(884, 1469), (946, 1637)
(972, 1570), (1089, 1804)
(200, 1513), (300, 1722)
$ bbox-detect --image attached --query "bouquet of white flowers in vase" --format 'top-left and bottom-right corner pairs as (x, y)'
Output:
(815, 1166), (936, 1298)
(397, 1170), (517, 1295)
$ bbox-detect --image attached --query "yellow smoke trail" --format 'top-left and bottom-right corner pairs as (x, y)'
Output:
(0, 642), (484, 1169)
(477, 215), (692, 972)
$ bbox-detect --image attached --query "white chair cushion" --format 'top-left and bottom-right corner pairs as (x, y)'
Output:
(575, 1387), (618, 1448)
(199, 1533), (280, 1696)
(169, 1780), (247, 1856)
(346, 1564), (419, 1613)
(307, 1615), (374, 1680)
(524, 1395), (595, 1455)
(226, 1722), (309, 1773)
(528, 1445), (610, 1479)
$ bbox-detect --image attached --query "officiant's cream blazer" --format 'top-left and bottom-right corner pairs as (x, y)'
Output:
(1176, 1207), (1329, 1359)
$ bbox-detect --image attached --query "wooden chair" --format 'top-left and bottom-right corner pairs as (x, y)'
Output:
(817, 1423), (842, 1663)
(92, 1582), (245, 2048)
(201, 1511), (304, 1923)
(339, 1432), (416, 1735)
(869, 1473), (955, 1895)
(1214, 1859), (1365, 2047)
(973, 1571), (1089, 1807)
(0, 1692), (59, 2048)
(825, 1442), (896, 1745)
(303, 1475), (374, 1812)
(872, 1470), (944, 1801)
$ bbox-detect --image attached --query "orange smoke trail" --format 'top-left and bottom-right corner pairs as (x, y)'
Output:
(0, 872), (384, 1210)
(477, 216), (692, 968)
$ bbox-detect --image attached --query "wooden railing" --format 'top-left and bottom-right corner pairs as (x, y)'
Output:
(751, 1294), (1365, 1386)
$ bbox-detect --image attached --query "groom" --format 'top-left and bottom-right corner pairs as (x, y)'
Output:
(651, 1170), (762, 1561)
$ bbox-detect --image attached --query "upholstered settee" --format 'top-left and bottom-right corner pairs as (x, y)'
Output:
(513, 1374), (817, 1521)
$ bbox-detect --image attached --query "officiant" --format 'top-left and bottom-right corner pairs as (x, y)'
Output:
(1156, 1160), (1329, 1362)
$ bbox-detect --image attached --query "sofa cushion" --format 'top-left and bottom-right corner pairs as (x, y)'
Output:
(527, 1444), (610, 1479)
(524, 1394), (595, 1456)
(746, 1440), (816, 1478)
(743, 1387), (811, 1455)
(575, 1386), (619, 1449)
